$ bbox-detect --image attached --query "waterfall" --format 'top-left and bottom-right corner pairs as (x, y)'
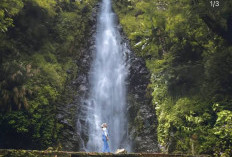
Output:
(82, 0), (131, 152)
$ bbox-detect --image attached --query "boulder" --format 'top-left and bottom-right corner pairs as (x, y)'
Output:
(115, 149), (127, 154)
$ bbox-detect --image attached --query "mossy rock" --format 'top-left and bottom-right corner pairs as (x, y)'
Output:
(3, 150), (37, 157)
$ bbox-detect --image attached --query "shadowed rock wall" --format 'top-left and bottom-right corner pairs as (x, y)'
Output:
(115, 10), (159, 153)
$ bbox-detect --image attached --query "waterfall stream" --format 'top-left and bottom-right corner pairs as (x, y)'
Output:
(82, 0), (131, 152)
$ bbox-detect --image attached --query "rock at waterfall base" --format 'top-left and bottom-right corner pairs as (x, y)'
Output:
(115, 149), (127, 154)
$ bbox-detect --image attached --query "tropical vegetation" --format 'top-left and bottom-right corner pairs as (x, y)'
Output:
(0, 0), (98, 149)
(113, 0), (232, 156)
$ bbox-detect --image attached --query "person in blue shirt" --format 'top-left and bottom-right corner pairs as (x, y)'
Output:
(101, 123), (110, 153)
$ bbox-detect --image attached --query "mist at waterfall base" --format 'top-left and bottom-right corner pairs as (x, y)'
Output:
(78, 0), (131, 153)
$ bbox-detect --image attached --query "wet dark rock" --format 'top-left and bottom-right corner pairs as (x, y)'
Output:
(66, 69), (72, 74)
(56, 114), (64, 120)
(72, 81), (78, 85)
(61, 119), (74, 130)
(118, 23), (159, 152)
(79, 85), (88, 92)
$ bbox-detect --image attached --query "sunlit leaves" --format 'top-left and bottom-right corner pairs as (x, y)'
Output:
(0, 0), (23, 32)
(32, 0), (57, 16)
(214, 110), (232, 138)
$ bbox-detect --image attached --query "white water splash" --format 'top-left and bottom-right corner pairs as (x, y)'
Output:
(83, 0), (131, 152)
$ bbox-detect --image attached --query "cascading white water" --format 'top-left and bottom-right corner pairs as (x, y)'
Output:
(84, 0), (130, 152)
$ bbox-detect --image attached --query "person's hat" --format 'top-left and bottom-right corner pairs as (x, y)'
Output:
(101, 123), (107, 128)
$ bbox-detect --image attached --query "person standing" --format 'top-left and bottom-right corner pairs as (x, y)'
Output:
(101, 123), (110, 153)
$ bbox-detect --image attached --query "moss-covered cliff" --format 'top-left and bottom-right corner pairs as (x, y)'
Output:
(113, 0), (232, 156)
(0, 0), (99, 150)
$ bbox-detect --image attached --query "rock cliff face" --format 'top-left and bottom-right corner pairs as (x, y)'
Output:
(114, 6), (159, 152)
(120, 32), (159, 152)
(57, 1), (159, 152)
(127, 55), (159, 152)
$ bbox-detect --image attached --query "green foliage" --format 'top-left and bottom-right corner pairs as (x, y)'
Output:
(3, 150), (37, 157)
(113, 0), (232, 155)
(0, 61), (35, 112)
(214, 110), (232, 140)
(0, 0), (98, 150)
(0, 0), (23, 32)
(33, 0), (57, 16)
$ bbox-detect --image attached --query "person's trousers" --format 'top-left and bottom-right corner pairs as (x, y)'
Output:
(102, 139), (110, 153)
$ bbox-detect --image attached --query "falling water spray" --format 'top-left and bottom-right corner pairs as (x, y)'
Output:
(83, 0), (131, 152)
